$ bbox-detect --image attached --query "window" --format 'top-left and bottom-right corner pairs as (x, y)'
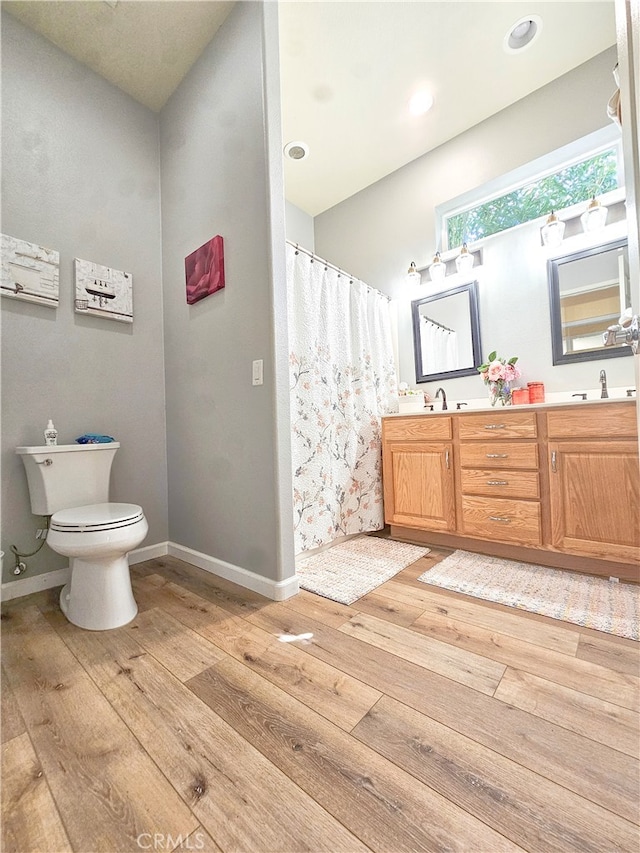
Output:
(445, 147), (621, 248)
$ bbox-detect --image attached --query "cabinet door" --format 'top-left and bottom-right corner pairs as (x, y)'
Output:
(548, 441), (640, 563)
(383, 441), (455, 531)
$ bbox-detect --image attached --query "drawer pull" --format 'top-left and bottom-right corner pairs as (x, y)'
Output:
(489, 515), (511, 523)
(484, 423), (506, 430)
(445, 449), (450, 469)
(486, 453), (508, 459)
(487, 480), (508, 486)
(551, 450), (557, 473)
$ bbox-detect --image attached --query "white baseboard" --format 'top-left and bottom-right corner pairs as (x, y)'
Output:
(168, 541), (299, 601)
(1, 566), (71, 602)
(0, 541), (169, 602)
(1, 541), (299, 603)
(129, 541), (169, 564)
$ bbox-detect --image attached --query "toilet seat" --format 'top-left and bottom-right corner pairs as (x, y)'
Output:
(50, 502), (144, 533)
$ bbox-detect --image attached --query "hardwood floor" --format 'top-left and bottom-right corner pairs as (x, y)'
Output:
(1, 547), (638, 852)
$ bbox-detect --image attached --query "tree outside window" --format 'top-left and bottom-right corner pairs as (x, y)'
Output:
(446, 149), (620, 248)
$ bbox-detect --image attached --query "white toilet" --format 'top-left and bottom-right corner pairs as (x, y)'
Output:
(16, 443), (148, 630)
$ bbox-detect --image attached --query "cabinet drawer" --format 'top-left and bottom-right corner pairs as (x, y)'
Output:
(546, 403), (637, 439)
(460, 468), (540, 499)
(383, 415), (452, 441)
(459, 442), (538, 469)
(458, 412), (537, 440)
(461, 496), (541, 545)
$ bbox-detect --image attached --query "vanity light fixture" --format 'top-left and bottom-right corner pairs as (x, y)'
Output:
(580, 196), (608, 233)
(541, 210), (565, 248)
(455, 242), (474, 273)
(407, 261), (422, 285)
(428, 252), (446, 283)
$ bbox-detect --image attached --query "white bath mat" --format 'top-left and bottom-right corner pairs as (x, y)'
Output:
(418, 550), (639, 640)
(296, 535), (430, 605)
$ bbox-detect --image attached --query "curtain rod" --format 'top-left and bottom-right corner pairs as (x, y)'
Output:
(286, 240), (391, 301)
(422, 314), (454, 333)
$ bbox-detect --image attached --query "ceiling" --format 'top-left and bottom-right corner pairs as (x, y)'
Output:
(2, 1), (235, 112)
(3, 1), (617, 217)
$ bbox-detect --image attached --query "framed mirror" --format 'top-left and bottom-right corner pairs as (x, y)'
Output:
(412, 281), (482, 383)
(548, 237), (631, 365)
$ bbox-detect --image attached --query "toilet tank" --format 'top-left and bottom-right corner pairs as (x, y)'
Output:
(15, 443), (120, 515)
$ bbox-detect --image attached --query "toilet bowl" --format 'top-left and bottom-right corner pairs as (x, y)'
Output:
(48, 502), (148, 630)
(16, 443), (148, 631)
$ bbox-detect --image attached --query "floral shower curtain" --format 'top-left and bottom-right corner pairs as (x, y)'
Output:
(286, 242), (397, 554)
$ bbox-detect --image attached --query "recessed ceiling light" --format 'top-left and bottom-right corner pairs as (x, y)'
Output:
(503, 15), (542, 53)
(409, 90), (434, 117)
(284, 141), (309, 161)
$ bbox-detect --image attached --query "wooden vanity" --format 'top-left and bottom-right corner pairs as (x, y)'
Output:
(382, 401), (640, 582)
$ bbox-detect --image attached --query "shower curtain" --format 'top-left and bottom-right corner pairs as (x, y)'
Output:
(420, 317), (458, 374)
(286, 243), (397, 554)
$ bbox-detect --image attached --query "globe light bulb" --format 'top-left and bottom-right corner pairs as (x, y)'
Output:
(541, 211), (565, 248)
(406, 261), (422, 285)
(428, 252), (446, 283)
(455, 243), (474, 273)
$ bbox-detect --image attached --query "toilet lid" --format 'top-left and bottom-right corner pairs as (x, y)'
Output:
(50, 502), (144, 532)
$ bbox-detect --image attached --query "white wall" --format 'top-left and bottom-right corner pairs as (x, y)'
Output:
(0, 13), (168, 583)
(160, 2), (294, 585)
(314, 47), (636, 399)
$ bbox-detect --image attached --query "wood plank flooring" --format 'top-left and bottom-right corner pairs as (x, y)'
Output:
(1, 546), (638, 852)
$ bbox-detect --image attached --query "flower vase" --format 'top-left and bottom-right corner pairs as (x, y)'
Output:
(488, 380), (512, 406)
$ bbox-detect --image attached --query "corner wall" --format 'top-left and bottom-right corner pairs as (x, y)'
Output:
(160, 2), (295, 588)
(0, 13), (168, 585)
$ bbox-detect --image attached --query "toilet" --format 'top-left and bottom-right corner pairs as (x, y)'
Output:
(15, 443), (148, 630)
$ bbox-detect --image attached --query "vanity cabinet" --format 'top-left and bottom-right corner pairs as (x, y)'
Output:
(382, 417), (455, 532)
(457, 412), (541, 547)
(546, 405), (640, 563)
(382, 401), (640, 580)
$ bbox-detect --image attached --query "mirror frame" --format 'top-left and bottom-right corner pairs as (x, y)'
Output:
(548, 237), (631, 366)
(411, 281), (482, 383)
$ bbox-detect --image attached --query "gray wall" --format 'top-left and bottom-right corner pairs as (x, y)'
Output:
(314, 47), (635, 399)
(1, 13), (168, 583)
(160, 2), (293, 583)
(285, 200), (315, 250)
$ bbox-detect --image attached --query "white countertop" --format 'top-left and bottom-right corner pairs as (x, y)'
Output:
(387, 387), (636, 416)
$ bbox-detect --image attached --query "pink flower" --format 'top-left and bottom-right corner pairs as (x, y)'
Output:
(504, 363), (521, 381)
(488, 362), (504, 381)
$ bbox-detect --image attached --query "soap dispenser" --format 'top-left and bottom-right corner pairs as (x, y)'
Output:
(44, 419), (58, 446)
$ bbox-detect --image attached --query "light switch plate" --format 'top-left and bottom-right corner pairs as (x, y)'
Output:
(252, 359), (264, 386)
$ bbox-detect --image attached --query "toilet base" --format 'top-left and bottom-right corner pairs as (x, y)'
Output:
(60, 554), (138, 631)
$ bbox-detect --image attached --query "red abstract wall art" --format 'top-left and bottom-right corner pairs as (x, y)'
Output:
(185, 235), (225, 304)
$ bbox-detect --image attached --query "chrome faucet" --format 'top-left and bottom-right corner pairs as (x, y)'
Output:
(435, 387), (448, 410)
(599, 370), (608, 399)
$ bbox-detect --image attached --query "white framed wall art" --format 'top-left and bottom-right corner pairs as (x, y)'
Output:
(1, 233), (60, 308)
(74, 258), (133, 323)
